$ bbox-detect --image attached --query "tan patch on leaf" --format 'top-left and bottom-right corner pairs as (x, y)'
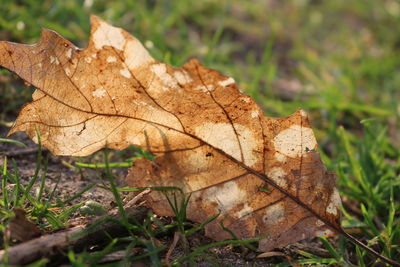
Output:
(0, 15), (341, 251)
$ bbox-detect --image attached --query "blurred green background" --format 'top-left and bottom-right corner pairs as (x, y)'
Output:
(0, 0), (399, 265)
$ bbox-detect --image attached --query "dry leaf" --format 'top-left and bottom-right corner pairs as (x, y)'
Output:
(0, 16), (341, 251)
(5, 208), (42, 242)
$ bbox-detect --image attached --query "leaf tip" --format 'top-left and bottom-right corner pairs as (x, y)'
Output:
(89, 14), (104, 27)
(294, 109), (313, 128)
(88, 14), (108, 41)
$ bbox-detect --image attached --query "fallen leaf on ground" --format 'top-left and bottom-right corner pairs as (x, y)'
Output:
(0, 15), (341, 251)
(5, 208), (42, 242)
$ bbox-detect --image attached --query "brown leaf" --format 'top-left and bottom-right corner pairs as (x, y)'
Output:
(5, 208), (42, 242)
(0, 16), (341, 251)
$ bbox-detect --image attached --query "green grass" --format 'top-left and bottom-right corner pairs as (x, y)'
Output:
(1, 0), (400, 265)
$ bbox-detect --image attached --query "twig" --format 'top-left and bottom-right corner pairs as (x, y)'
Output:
(164, 231), (181, 267)
(124, 189), (151, 209)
